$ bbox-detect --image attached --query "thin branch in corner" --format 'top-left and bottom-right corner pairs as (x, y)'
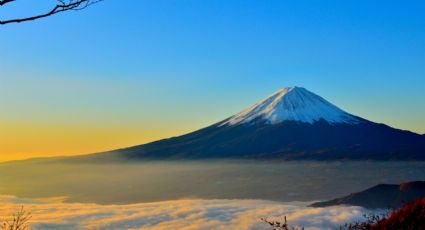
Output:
(0, 0), (103, 25)
(0, 0), (15, 7)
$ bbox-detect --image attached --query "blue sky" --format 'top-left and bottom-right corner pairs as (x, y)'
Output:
(0, 0), (424, 159)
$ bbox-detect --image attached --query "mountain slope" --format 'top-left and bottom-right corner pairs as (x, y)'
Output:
(310, 181), (425, 209)
(75, 87), (425, 161)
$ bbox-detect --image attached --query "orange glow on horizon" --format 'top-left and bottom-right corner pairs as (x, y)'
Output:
(0, 121), (189, 163)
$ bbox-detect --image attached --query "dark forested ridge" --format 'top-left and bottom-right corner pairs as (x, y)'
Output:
(311, 181), (425, 209)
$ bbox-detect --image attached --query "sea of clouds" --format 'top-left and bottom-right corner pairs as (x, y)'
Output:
(0, 195), (373, 230)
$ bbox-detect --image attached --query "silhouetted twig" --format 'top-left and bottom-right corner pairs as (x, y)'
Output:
(261, 215), (304, 230)
(0, 0), (103, 25)
(1, 206), (31, 230)
(339, 211), (390, 230)
(0, 0), (15, 7)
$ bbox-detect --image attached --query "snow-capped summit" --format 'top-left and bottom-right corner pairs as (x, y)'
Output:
(221, 86), (359, 126)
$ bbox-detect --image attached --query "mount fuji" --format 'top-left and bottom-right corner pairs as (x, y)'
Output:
(220, 87), (360, 126)
(77, 87), (425, 161)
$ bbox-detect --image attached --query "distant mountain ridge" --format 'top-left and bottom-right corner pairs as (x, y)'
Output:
(71, 86), (425, 162)
(311, 181), (425, 209)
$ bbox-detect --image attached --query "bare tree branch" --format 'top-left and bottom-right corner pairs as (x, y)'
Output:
(0, 0), (15, 7)
(1, 206), (32, 230)
(0, 0), (103, 25)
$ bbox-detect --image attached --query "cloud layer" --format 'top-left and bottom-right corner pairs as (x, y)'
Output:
(0, 195), (371, 230)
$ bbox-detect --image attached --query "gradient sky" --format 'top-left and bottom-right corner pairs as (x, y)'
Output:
(0, 0), (424, 162)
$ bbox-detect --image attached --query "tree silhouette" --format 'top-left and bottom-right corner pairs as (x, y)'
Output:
(261, 216), (304, 230)
(0, 0), (103, 25)
(1, 206), (31, 230)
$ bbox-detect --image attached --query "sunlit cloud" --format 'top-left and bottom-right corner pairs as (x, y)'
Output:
(0, 195), (373, 230)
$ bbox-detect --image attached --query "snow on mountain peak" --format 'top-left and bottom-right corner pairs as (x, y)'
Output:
(221, 86), (360, 126)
